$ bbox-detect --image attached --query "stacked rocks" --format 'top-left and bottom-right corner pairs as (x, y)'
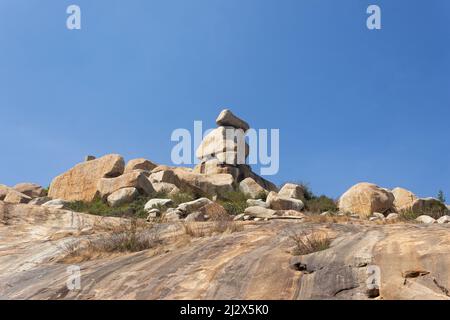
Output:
(194, 109), (250, 178)
(193, 109), (277, 194)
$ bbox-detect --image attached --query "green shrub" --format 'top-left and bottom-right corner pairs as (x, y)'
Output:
(305, 195), (338, 214)
(66, 198), (129, 217)
(170, 191), (196, 206)
(255, 191), (268, 201)
(399, 210), (421, 221)
(219, 190), (249, 215)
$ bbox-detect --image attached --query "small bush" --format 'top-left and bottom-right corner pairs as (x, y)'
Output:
(305, 195), (338, 214)
(219, 191), (249, 215)
(170, 191), (196, 206)
(289, 229), (332, 256)
(255, 191), (268, 201)
(399, 210), (421, 221)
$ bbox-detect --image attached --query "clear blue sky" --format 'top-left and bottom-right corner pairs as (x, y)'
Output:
(1, 0), (449, 199)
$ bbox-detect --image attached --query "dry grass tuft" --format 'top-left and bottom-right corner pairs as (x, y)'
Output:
(182, 220), (244, 238)
(61, 218), (161, 263)
(289, 228), (332, 256)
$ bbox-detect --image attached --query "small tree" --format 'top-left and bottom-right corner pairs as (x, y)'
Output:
(437, 190), (446, 203)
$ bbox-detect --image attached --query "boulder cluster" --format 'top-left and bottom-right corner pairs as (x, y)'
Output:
(1, 110), (295, 222)
(338, 182), (449, 223)
(1, 109), (448, 226)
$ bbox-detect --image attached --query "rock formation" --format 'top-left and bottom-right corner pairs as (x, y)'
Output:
(48, 154), (125, 202)
(194, 109), (277, 193)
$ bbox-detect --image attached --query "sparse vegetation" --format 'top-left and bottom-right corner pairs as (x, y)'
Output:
(170, 191), (196, 206)
(66, 197), (133, 217)
(281, 181), (337, 214)
(218, 190), (249, 216)
(65, 190), (199, 219)
(289, 228), (332, 256)
(305, 195), (338, 214)
(182, 220), (244, 238)
(62, 218), (161, 262)
(399, 210), (421, 221)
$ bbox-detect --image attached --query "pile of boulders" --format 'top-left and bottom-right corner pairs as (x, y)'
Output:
(234, 183), (306, 221)
(0, 183), (48, 205)
(2, 109), (448, 227)
(337, 182), (450, 224)
(193, 109), (277, 195)
(145, 197), (230, 223)
(16, 110), (277, 208)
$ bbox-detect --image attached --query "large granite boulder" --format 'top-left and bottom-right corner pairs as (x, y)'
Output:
(338, 182), (395, 218)
(49, 154), (125, 202)
(392, 187), (418, 212)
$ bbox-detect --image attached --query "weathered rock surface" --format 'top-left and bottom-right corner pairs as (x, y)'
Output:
(4, 190), (32, 204)
(185, 211), (207, 222)
(338, 183), (395, 218)
(150, 166), (234, 198)
(196, 126), (249, 164)
(49, 154), (125, 202)
(0, 185), (11, 201)
(246, 199), (269, 208)
(107, 187), (139, 207)
(244, 206), (277, 219)
(198, 202), (230, 221)
(278, 183), (305, 200)
(28, 197), (52, 206)
(416, 215), (436, 224)
(267, 192), (304, 211)
(386, 213), (400, 221)
(177, 198), (213, 215)
(13, 183), (46, 198)
(1, 202), (450, 300)
(239, 178), (267, 199)
(216, 109), (250, 131)
(392, 187), (418, 212)
(151, 182), (180, 195)
(437, 215), (450, 224)
(42, 199), (70, 209)
(124, 158), (157, 174)
(97, 171), (155, 199)
(144, 199), (173, 212)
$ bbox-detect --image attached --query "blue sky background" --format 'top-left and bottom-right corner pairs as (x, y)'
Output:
(1, 0), (449, 199)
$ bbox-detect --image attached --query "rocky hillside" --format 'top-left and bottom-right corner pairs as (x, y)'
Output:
(1, 202), (449, 300)
(1, 109), (449, 300)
